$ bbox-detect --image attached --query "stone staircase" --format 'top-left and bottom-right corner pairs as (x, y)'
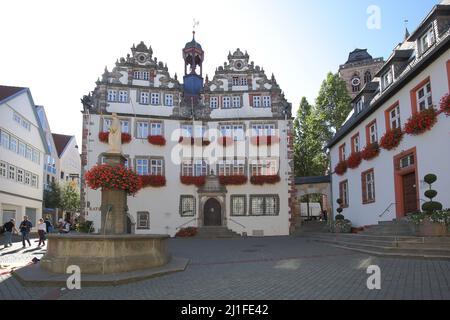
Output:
(360, 220), (416, 236)
(292, 220), (329, 235)
(195, 226), (241, 239)
(303, 232), (450, 260)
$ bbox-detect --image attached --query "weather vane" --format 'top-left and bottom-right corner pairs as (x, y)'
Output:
(193, 19), (199, 32)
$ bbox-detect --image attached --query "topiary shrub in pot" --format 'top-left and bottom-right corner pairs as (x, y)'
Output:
(418, 174), (448, 236)
(331, 198), (352, 233)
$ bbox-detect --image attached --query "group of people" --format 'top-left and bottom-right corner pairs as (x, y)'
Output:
(2, 216), (72, 249)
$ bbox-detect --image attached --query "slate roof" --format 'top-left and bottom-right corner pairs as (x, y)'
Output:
(52, 133), (73, 157)
(0, 85), (26, 103)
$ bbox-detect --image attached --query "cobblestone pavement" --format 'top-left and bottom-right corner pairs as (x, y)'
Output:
(1, 236), (450, 300)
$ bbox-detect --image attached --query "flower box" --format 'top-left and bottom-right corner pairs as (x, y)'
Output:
(180, 176), (206, 187)
(175, 227), (198, 237)
(440, 93), (450, 116)
(217, 137), (233, 147)
(98, 132), (132, 144)
(380, 128), (403, 151)
(361, 142), (380, 161)
(250, 136), (280, 146)
(404, 108), (438, 136)
(85, 164), (142, 195)
(147, 135), (166, 146)
(347, 152), (362, 169)
(140, 175), (166, 188)
(334, 160), (347, 176)
(250, 175), (281, 185)
(219, 175), (248, 185)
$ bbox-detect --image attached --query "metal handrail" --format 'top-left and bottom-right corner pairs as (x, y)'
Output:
(379, 203), (396, 218)
(176, 218), (198, 230)
(225, 217), (246, 229)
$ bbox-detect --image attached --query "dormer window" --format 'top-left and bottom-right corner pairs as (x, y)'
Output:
(419, 27), (436, 55)
(356, 97), (364, 114)
(382, 70), (393, 90)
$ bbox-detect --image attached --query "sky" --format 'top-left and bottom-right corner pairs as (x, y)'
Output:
(0, 0), (440, 147)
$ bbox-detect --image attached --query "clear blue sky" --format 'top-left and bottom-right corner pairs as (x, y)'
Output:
(0, 0), (440, 145)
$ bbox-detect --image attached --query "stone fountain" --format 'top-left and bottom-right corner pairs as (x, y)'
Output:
(13, 113), (188, 286)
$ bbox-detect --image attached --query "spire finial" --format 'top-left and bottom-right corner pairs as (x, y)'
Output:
(404, 19), (410, 40)
(192, 19), (199, 40)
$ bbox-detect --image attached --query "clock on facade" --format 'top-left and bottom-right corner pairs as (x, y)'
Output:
(351, 77), (361, 86)
(235, 61), (243, 70)
(137, 54), (146, 63)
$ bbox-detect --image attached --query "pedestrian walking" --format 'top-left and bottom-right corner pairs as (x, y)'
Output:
(3, 218), (18, 248)
(37, 218), (47, 246)
(19, 216), (33, 248)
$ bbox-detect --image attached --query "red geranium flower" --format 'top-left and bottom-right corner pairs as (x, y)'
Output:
(140, 175), (166, 188)
(250, 175), (281, 185)
(404, 108), (438, 135)
(334, 160), (347, 176)
(219, 175), (248, 185)
(148, 135), (166, 146)
(98, 132), (132, 144)
(347, 152), (362, 169)
(361, 142), (380, 161)
(85, 164), (142, 196)
(250, 136), (280, 146)
(440, 93), (450, 116)
(380, 128), (403, 151)
(180, 176), (206, 187)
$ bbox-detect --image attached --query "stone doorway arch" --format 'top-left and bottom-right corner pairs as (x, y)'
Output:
(295, 176), (332, 225)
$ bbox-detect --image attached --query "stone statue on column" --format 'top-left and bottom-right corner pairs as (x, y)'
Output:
(108, 113), (122, 154)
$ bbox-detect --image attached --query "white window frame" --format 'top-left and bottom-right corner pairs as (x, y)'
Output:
(382, 70), (393, 90)
(31, 175), (38, 188)
(253, 96), (261, 108)
(222, 96), (231, 109)
(181, 161), (193, 176)
(341, 181), (349, 207)
(18, 142), (25, 157)
(17, 168), (24, 183)
(0, 161), (6, 178)
(151, 93), (160, 105)
(231, 195), (246, 216)
(356, 98), (364, 114)
(232, 96), (241, 108)
(420, 27), (436, 54)
(137, 122), (149, 139)
(194, 160), (207, 177)
(263, 96), (271, 108)
(136, 159), (149, 176)
(232, 77), (239, 86)
(24, 171), (31, 185)
(250, 159), (278, 176)
(137, 212), (150, 229)
(9, 136), (18, 153)
(107, 89), (117, 102)
(251, 124), (275, 136)
(120, 120), (129, 134)
(8, 165), (16, 181)
(353, 135), (360, 153)
(181, 125), (193, 137)
(369, 123), (378, 144)
(365, 171), (375, 202)
(1, 131), (10, 149)
(142, 71), (149, 81)
(140, 92), (149, 105)
(416, 82), (433, 112)
(164, 94), (173, 107)
(210, 97), (218, 109)
(180, 196), (195, 217)
(240, 78), (248, 86)
(150, 159), (164, 176)
(390, 105), (401, 129)
(150, 123), (162, 136)
(118, 90), (128, 103)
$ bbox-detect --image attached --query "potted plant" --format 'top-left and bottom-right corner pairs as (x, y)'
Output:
(334, 160), (347, 176)
(250, 175), (281, 185)
(331, 198), (352, 233)
(219, 175), (248, 185)
(148, 135), (166, 146)
(380, 128), (403, 151)
(140, 175), (166, 188)
(347, 152), (362, 169)
(361, 142), (380, 161)
(85, 164), (142, 196)
(404, 108), (438, 136)
(180, 176), (206, 187)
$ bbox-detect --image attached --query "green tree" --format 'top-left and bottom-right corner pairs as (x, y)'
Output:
(294, 97), (329, 177)
(60, 181), (81, 214)
(315, 72), (353, 139)
(43, 181), (62, 209)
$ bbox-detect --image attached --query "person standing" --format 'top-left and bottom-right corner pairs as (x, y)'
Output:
(19, 216), (33, 248)
(37, 219), (46, 246)
(44, 216), (53, 234)
(3, 218), (18, 248)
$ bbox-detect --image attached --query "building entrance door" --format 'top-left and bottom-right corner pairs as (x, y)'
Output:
(402, 172), (418, 214)
(204, 198), (222, 226)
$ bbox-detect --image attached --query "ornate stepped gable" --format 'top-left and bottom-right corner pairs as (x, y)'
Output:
(90, 41), (182, 114)
(203, 48), (292, 119)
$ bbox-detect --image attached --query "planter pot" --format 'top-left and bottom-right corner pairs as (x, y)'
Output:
(419, 219), (449, 236)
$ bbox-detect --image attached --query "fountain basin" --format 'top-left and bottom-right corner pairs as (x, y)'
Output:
(41, 234), (171, 274)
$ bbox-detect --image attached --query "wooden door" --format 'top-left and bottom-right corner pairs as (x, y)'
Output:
(204, 198), (222, 226)
(402, 172), (418, 214)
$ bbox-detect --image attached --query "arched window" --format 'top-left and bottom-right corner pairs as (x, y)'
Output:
(351, 76), (361, 93)
(364, 71), (372, 84)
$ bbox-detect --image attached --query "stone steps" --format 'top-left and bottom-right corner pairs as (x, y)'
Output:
(195, 227), (241, 239)
(304, 233), (450, 260)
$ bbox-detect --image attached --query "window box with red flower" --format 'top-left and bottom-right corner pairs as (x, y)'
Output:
(380, 128), (403, 151)
(250, 136), (280, 146)
(140, 175), (166, 188)
(334, 160), (347, 176)
(178, 136), (195, 145)
(85, 164), (142, 196)
(98, 132), (132, 144)
(147, 135), (166, 146)
(250, 175), (281, 185)
(217, 136), (233, 147)
(180, 176), (206, 187)
(361, 142), (380, 161)
(347, 152), (362, 169)
(219, 175), (248, 185)
(440, 93), (450, 116)
(404, 107), (438, 136)
(175, 227), (198, 237)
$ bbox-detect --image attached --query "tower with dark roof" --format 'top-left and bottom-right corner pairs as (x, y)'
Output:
(338, 49), (384, 99)
(183, 31), (204, 98)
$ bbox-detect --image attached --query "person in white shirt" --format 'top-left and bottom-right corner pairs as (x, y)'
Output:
(37, 219), (47, 247)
